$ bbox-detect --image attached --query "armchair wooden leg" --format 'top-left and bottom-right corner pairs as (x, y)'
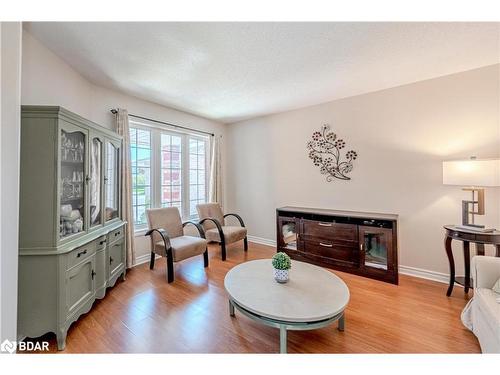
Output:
(221, 239), (227, 261)
(244, 236), (248, 252)
(203, 248), (209, 267)
(149, 252), (155, 270)
(166, 256), (174, 283)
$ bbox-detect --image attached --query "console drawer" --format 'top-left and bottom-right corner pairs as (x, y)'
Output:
(302, 219), (357, 242)
(302, 239), (358, 264)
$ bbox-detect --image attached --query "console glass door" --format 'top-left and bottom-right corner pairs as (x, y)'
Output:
(279, 217), (298, 250)
(359, 226), (392, 271)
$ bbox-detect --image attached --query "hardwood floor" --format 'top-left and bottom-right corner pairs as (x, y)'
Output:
(22, 241), (480, 353)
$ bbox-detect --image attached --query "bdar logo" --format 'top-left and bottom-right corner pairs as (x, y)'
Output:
(1, 339), (17, 354)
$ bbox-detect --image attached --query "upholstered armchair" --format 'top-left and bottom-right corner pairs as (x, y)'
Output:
(462, 256), (500, 353)
(145, 207), (208, 283)
(196, 203), (247, 261)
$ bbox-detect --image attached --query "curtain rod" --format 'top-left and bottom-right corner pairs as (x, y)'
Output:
(110, 109), (215, 137)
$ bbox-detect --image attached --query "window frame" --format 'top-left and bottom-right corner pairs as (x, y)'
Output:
(129, 120), (211, 232)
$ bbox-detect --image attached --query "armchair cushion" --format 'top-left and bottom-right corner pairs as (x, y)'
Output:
(197, 203), (225, 230)
(155, 235), (207, 262)
(206, 226), (247, 244)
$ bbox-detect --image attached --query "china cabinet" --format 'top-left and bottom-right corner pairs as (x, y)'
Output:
(276, 207), (398, 284)
(18, 106), (126, 350)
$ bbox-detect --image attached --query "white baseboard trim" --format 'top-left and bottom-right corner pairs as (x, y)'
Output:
(247, 235), (454, 285)
(133, 253), (160, 268)
(399, 265), (452, 285)
(247, 235), (277, 247)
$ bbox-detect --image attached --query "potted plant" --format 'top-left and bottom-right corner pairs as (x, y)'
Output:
(272, 252), (292, 283)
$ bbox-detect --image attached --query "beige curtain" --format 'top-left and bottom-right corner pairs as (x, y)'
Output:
(115, 108), (136, 268)
(209, 135), (223, 206)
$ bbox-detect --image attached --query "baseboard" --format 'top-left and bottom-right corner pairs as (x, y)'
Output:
(133, 253), (160, 267)
(247, 235), (454, 285)
(247, 235), (277, 247)
(399, 265), (452, 285)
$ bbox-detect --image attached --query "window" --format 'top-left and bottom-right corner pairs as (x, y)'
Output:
(130, 128), (152, 227)
(189, 138), (206, 219)
(130, 123), (210, 231)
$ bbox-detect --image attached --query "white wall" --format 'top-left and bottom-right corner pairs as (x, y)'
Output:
(226, 64), (500, 277)
(21, 30), (227, 262)
(0, 22), (22, 344)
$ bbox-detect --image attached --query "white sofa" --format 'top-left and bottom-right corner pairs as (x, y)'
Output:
(461, 256), (500, 353)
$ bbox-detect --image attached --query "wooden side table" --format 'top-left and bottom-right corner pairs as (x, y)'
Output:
(444, 225), (500, 296)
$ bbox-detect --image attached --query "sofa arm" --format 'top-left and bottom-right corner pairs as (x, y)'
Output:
(472, 256), (500, 289)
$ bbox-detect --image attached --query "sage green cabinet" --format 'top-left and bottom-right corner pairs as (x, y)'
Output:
(18, 106), (127, 351)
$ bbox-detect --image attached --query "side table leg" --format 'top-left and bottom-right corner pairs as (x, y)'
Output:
(338, 313), (345, 331)
(463, 241), (471, 293)
(279, 325), (287, 354)
(445, 236), (455, 297)
(475, 243), (485, 256)
(229, 300), (235, 317)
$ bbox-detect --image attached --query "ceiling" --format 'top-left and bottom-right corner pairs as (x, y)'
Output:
(24, 22), (500, 123)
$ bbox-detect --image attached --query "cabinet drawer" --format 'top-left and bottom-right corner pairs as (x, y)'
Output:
(95, 235), (107, 251)
(67, 242), (96, 269)
(302, 219), (357, 242)
(109, 238), (125, 278)
(108, 226), (124, 243)
(66, 255), (95, 317)
(302, 239), (358, 264)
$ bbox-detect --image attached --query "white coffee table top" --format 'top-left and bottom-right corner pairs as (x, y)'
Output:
(224, 259), (350, 323)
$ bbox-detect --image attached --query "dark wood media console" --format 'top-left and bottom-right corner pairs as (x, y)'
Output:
(276, 207), (399, 284)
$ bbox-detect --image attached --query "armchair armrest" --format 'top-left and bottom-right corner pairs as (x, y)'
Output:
(145, 228), (172, 250)
(223, 213), (245, 227)
(183, 221), (206, 239)
(199, 217), (224, 238)
(472, 256), (500, 289)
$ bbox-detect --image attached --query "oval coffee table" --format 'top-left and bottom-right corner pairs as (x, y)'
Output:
(224, 259), (350, 353)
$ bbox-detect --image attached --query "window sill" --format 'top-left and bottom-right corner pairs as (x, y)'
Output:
(134, 228), (148, 237)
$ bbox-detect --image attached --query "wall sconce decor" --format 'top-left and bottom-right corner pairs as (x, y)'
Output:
(443, 157), (500, 230)
(307, 124), (358, 182)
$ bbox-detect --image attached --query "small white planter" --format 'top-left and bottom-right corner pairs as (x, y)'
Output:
(273, 268), (290, 283)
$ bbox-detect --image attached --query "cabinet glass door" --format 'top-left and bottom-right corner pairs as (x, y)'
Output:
(60, 129), (86, 239)
(105, 141), (119, 221)
(359, 226), (392, 271)
(90, 137), (103, 227)
(278, 217), (298, 250)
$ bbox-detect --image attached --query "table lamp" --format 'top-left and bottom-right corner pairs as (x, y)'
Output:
(442, 157), (500, 229)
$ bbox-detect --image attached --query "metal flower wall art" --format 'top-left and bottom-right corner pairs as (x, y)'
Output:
(307, 124), (358, 181)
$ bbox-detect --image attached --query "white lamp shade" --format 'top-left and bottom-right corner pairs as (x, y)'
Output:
(443, 159), (500, 187)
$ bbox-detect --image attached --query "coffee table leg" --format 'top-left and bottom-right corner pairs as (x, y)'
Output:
(229, 300), (235, 317)
(279, 325), (287, 354)
(338, 313), (345, 331)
